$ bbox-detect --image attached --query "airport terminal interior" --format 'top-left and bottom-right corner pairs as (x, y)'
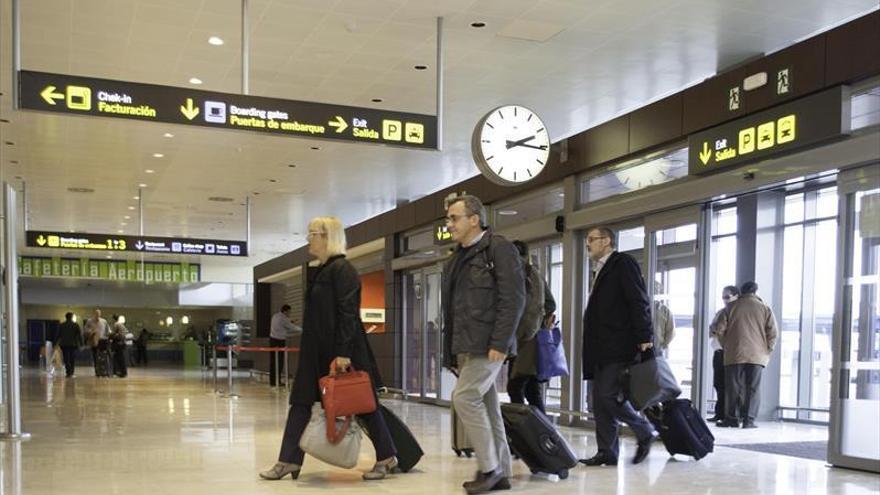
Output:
(0, 1), (879, 494)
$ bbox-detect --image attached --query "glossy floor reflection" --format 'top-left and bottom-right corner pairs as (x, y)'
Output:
(1, 368), (878, 494)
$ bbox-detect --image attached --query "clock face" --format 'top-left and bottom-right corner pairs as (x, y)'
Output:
(472, 105), (550, 186)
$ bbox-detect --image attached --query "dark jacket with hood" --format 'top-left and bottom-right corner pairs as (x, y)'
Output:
(442, 229), (525, 369)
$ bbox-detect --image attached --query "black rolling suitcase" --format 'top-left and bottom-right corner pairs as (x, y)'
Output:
(645, 399), (714, 460)
(95, 349), (112, 377)
(365, 404), (424, 472)
(501, 403), (577, 479)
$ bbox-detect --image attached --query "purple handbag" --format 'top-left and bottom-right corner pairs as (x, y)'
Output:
(536, 326), (569, 381)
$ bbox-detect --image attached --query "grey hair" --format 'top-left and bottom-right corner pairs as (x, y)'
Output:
(588, 226), (616, 248)
(448, 194), (488, 229)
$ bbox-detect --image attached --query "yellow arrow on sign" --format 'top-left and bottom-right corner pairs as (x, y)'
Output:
(40, 86), (65, 105)
(699, 142), (712, 165)
(36, 235), (47, 246)
(180, 98), (200, 120)
(328, 115), (348, 133)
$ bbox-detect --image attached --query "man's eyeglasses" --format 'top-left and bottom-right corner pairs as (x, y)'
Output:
(722, 295), (731, 300)
(445, 213), (474, 224)
(586, 236), (608, 244)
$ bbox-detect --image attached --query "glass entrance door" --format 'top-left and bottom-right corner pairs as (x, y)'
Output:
(402, 266), (453, 404)
(829, 164), (880, 472)
(646, 207), (703, 403)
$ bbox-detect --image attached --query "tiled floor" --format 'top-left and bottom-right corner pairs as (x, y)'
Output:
(1, 367), (878, 494)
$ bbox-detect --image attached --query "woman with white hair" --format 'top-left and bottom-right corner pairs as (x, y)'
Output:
(260, 216), (398, 482)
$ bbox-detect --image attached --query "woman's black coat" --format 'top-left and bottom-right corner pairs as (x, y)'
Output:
(289, 254), (383, 406)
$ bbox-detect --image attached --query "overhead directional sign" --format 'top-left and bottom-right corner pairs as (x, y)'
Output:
(19, 70), (438, 149)
(26, 231), (247, 257)
(433, 222), (453, 245)
(688, 86), (848, 175)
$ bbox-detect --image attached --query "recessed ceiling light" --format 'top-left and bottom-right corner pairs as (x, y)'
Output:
(117, 230), (124, 233)
(128, 206), (136, 210)
(124, 215), (131, 220)
(163, 133), (174, 138)
(310, 146), (320, 151)
(152, 153), (164, 158)
(268, 179), (277, 183)
(133, 196), (140, 200)
(138, 183), (147, 188)
(414, 65), (428, 70)
(10, 160), (19, 164)
(471, 21), (486, 28)
(67, 187), (95, 193)
(208, 196), (234, 202)
(189, 77), (203, 85)
(208, 36), (224, 46)
(287, 164), (296, 168)
(121, 222), (127, 226)
(4, 141), (14, 145)
(498, 209), (518, 216)
(371, 98), (383, 103)
(145, 169), (155, 174)
(106, 255), (113, 259)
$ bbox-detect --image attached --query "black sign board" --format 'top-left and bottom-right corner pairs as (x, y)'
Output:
(26, 231), (247, 257)
(688, 86), (848, 176)
(19, 70), (437, 149)
(433, 222), (453, 245)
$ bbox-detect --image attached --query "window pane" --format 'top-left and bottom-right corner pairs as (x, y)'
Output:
(815, 186), (839, 219)
(618, 226), (645, 252)
(779, 224), (804, 407)
(785, 193), (805, 224)
(810, 219), (837, 410)
(579, 148), (688, 204)
(656, 223), (697, 245)
(713, 207), (738, 236)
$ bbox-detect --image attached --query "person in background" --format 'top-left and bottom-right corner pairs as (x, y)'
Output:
(507, 240), (556, 415)
(110, 315), (129, 378)
(652, 281), (675, 357)
(714, 281), (777, 429)
(442, 195), (525, 494)
(270, 304), (302, 387)
(136, 328), (150, 366)
(83, 309), (110, 375)
(708, 285), (740, 422)
(55, 312), (83, 378)
(260, 216), (397, 482)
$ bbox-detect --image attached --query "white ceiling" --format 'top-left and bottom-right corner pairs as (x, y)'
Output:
(0, 0), (876, 278)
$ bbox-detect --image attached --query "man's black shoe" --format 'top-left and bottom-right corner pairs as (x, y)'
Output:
(579, 453), (618, 466)
(707, 415), (722, 422)
(463, 468), (504, 495)
(633, 433), (657, 464)
(716, 419), (740, 428)
(491, 477), (511, 491)
(742, 421), (758, 429)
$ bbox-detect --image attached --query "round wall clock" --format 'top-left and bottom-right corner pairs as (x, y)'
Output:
(471, 105), (550, 186)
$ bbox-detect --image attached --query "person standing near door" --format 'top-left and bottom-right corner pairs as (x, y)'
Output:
(714, 281), (777, 429)
(708, 285), (740, 422)
(269, 304), (301, 387)
(442, 195), (525, 494)
(507, 240), (556, 415)
(83, 309), (110, 374)
(580, 226), (658, 467)
(55, 312), (83, 378)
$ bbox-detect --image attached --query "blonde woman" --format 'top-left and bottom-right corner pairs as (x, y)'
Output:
(260, 217), (398, 481)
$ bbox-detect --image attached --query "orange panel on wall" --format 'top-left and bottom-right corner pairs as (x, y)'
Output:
(360, 271), (386, 334)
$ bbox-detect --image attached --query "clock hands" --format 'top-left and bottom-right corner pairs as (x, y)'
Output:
(506, 135), (535, 149)
(517, 143), (548, 151)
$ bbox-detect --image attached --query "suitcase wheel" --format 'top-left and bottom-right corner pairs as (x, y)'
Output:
(465, 449), (473, 458)
(454, 449), (461, 457)
(557, 469), (569, 480)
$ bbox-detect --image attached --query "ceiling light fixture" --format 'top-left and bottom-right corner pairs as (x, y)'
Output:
(287, 164), (296, 168)
(414, 65), (428, 70)
(138, 183), (147, 188)
(121, 222), (128, 226)
(189, 77), (203, 85)
(371, 98), (383, 103)
(471, 21), (486, 28)
(67, 187), (95, 193)
(133, 196), (140, 200)
(117, 229), (124, 233)
(145, 169), (155, 174)
(128, 206), (136, 210)
(208, 36), (224, 46)
(163, 132), (174, 138)
(124, 216), (131, 220)
(498, 209), (518, 216)
(152, 153), (164, 158)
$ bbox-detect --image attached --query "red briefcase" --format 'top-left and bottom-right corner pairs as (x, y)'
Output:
(319, 362), (377, 419)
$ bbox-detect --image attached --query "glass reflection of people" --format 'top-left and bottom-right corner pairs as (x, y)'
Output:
(652, 281), (675, 357)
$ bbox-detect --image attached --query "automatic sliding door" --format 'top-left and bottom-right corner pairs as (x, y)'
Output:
(829, 165), (880, 472)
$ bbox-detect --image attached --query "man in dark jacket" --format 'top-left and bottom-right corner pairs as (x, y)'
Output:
(580, 226), (658, 467)
(55, 312), (83, 378)
(442, 195), (525, 494)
